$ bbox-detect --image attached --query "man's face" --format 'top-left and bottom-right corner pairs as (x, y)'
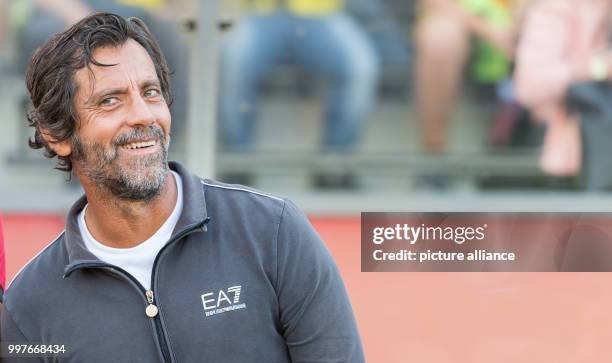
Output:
(70, 39), (172, 200)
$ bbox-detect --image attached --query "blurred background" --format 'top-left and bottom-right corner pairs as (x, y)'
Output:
(3, 0), (612, 361)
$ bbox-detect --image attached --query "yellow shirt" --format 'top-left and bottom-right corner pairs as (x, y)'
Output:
(117, 0), (164, 10)
(244, 0), (343, 16)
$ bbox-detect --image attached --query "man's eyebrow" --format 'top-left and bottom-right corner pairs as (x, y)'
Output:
(141, 79), (161, 88)
(85, 79), (161, 106)
(85, 87), (129, 106)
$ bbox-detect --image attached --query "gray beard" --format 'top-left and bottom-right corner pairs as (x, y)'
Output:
(91, 149), (169, 201)
(72, 127), (170, 201)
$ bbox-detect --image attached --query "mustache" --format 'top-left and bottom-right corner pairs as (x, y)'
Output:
(114, 125), (166, 146)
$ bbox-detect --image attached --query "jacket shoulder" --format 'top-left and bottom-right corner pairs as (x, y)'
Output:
(200, 178), (286, 211)
(5, 232), (67, 308)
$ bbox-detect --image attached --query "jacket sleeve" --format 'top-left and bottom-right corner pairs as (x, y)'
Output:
(274, 200), (365, 362)
(1, 305), (43, 362)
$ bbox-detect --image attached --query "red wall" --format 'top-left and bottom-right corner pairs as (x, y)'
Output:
(3, 214), (612, 362)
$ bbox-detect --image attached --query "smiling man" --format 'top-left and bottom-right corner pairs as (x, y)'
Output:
(1, 13), (364, 362)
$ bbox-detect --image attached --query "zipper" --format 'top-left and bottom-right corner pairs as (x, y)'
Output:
(64, 217), (211, 363)
(65, 263), (167, 362)
(149, 218), (210, 363)
(145, 290), (159, 318)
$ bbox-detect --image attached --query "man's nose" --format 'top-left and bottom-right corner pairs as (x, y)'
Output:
(125, 93), (155, 127)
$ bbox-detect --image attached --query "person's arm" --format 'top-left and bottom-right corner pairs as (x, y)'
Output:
(461, 12), (514, 57)
(275, 200), (365, 362)
(0, 214), (3, 343)
(420, 0), (518, 57)
(514, 0), (583, 109)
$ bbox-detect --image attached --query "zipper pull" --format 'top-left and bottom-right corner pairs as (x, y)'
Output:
(145, 290), (159, 318)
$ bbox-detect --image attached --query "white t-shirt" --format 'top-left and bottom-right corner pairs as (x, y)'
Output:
(78, 171), (183, 290)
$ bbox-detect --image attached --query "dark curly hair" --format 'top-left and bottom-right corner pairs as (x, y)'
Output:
(26, 12), (173, 172)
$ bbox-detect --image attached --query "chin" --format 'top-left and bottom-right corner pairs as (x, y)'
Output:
(110, 172), (167, 201)
(103, 158), (169, 201)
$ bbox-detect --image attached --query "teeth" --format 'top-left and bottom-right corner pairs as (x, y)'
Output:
(124, 140), (156, 150)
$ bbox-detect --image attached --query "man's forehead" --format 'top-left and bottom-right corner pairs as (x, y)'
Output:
(75, 39), (159, 95)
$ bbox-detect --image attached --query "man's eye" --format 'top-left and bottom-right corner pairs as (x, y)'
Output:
(144, 89), (161, 98)
(100, 97), (119, 106)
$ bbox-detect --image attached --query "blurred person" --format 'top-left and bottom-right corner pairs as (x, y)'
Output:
(414, 0), (528, 155)
(514, 0), (612, 183)
(219, 0), (381, 153)
(1, 13), (364, 362)
(0, 214), (5, 303)
(345, 0), (411, 67)
(16, 0), (189, 141)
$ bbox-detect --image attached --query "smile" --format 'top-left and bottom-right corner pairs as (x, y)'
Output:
(122, 140), (157, 150)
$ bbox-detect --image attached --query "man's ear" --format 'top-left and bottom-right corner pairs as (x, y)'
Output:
(39, 128), (72, 157)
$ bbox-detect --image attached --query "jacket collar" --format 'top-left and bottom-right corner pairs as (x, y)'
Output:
(63, 161), (209, 275)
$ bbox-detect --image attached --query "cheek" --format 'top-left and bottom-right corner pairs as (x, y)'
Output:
(78, 115), (120, 144)
(153, 103), (172, 134)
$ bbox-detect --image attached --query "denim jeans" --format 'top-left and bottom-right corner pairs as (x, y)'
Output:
(219, 11), (380, 150)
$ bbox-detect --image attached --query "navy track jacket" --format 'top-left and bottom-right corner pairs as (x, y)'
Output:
(1, 162), (365, 362)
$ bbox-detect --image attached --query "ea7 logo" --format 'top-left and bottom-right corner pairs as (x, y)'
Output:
(201, 285), (247, 317)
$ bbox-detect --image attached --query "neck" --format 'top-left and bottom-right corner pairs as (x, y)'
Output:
(80, 170), (177, 248)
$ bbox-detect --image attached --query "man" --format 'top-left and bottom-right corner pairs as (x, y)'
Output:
(1, 13), (364, 362)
